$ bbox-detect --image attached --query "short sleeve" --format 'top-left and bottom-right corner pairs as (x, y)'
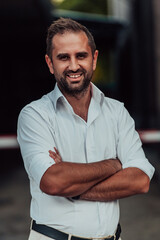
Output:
(17, 104), (56, 186)
(117, 104), (155, 180)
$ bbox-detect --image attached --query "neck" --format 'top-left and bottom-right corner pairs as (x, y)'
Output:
(62, 84), (92, 121)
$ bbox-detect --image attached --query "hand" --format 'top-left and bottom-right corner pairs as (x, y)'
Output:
(49, 147), (62, 164)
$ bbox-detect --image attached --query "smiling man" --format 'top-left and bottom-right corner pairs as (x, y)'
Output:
(17, 18), (155, 240)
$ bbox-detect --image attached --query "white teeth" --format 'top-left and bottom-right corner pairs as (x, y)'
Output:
(68, 74), (81, 78)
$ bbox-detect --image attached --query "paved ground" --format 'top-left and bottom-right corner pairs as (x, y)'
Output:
(0, 166), (30, 240)
(0, 156), (160, 240)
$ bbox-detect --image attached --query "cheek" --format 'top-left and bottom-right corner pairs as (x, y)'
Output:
(53, 64), (64, 75)
(55, 63), (68, 73)
(81, 60), (93, 70)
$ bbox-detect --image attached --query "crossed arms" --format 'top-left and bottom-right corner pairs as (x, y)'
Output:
(40, 148), (150, 202)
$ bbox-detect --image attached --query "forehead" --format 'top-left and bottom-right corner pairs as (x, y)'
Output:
(52, 31), (91, 54)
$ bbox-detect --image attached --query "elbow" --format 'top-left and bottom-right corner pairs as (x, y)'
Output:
(142, 176), (150, 194)
(41, 185), (61, 196)
(40, 165), (66, 196)
(130, 171), (150, 195)
(40, 178), (64, 196)
(138, 174), (150, 194)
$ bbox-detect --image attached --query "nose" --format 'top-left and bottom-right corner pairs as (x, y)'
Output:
(68, 57), (79, 72)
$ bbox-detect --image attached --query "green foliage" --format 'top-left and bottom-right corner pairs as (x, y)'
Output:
(54, 0), (108, 15)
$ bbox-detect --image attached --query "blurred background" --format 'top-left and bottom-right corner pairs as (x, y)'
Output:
(0, 0), (160, 239)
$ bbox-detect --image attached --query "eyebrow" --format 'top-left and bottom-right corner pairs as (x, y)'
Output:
(56, 51), (89, 59)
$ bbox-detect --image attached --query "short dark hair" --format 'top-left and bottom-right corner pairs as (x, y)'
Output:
(46, 17), (96, 59)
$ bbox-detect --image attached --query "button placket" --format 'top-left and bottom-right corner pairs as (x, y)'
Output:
(85, 125), (96, 163)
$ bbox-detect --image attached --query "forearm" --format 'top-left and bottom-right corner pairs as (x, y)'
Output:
(79, 167), (150, 202)
(40, 159), (121, 197)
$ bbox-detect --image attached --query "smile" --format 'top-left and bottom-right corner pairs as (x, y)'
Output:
(66, 73), (83, 79)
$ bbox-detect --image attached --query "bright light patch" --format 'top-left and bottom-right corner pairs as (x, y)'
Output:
(51, 0), (64, 4)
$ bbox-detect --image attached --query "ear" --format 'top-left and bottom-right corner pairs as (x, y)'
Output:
(45, 54), (54, 74)
(93, 50), (98, 71)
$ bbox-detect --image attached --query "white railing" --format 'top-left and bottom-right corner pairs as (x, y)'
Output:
(138, 130), (160, 143)
(0, 135), (19, 149)
(0, 130), (160, 149)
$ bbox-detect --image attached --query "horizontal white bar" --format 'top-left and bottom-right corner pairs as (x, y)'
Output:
(0, 130), (160, 149)
(0, 136), (19, 149)
(138, 130), (160, 143)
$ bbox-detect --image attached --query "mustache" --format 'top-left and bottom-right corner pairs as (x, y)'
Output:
(63, 68), (87, 75)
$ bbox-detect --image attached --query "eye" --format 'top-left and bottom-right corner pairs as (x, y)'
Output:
(77, 53), (88, 59)
(60, 56), (69, 61)
(77, 54), (84, 59)
(57, 54), (69, 61)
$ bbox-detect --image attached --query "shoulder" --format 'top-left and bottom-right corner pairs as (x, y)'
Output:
(103, 96), (124, 113)
(102, 97), (132, 125)
(18, 91), (55, 123)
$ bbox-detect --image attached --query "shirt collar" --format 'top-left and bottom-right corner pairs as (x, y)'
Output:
(91, 82), (105, 106)
(51, 82), (105, 111)
(51, 83), (65, 110)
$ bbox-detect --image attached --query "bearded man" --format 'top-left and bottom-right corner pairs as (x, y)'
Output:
(17, 18), (154, 240)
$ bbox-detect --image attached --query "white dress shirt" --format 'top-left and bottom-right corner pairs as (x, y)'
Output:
(17, 83), (154, 238)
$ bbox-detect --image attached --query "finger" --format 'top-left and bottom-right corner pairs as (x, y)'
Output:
(56, 156), (62, 163)
(49, 150), (62, 163)
(53, 148), (62, 162)
(49, 150), (56, 154)
(54, 147), (60, 155)
(49, 152), (56, 160)
(49, 151), (56, 157)
(49, 151), (57, 160)
(54, 158), (60, 164)
(49, 154), (59, 164)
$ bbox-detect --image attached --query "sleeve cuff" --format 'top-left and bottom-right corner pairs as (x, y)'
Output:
(122, 158), (155, 180)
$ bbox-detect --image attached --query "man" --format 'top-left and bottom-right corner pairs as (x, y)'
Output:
(17, 18), (155, 240)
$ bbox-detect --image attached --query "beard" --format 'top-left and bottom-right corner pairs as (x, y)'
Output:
(54, 68), (93, 97)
